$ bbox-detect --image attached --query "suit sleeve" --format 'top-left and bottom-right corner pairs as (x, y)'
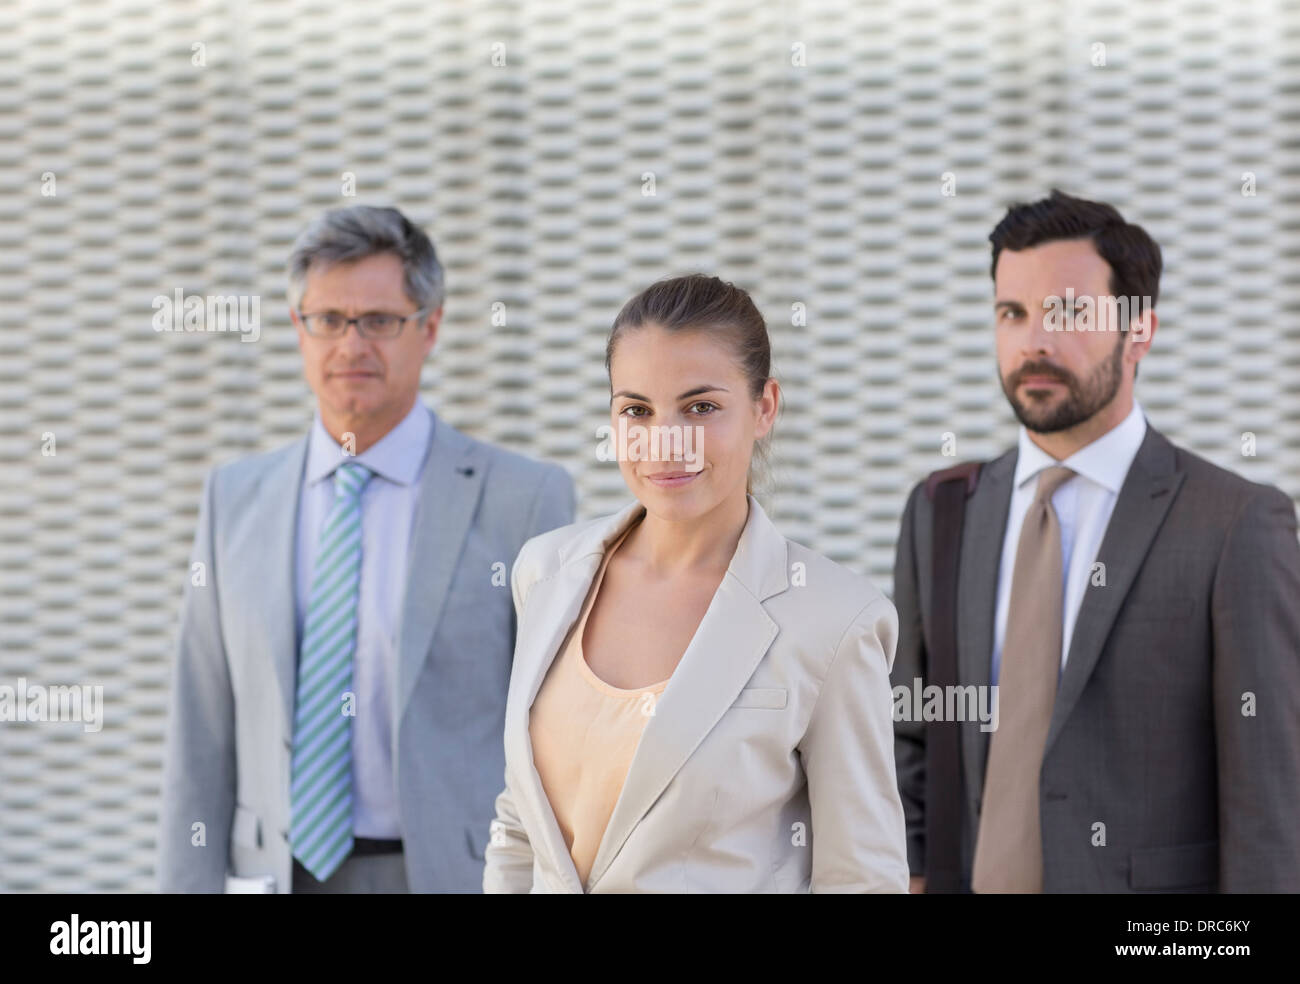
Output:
(801, 596), (910, 893)
(156, 468), (236, 893)
(1211, 484), (1300, 892)
(890, 481), (928, 875)
(483, 539), (541, 893)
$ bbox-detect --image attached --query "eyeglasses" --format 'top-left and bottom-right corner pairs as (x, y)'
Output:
(295, 309), (429, 339)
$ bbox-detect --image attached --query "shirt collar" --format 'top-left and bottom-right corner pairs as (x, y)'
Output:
(304, 398), (433, 488)
(1013, 398), (1148, 495)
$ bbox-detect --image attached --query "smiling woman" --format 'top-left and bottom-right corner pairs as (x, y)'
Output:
(607, 274), (777, 502)
(483, 274), (909, 894)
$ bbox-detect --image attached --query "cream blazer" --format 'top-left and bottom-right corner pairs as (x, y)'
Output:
(483, 493), (908, 893)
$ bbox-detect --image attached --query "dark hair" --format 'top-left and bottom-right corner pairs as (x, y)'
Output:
(989, 189), (1162, 317)
(606, 274), (774, 495)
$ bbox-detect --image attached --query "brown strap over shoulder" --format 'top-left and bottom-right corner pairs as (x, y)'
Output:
(922, 460), (981, 893)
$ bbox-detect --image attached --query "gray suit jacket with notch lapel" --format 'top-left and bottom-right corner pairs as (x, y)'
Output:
(157, 407), (575, 892)
(892, 422), (1300, 892)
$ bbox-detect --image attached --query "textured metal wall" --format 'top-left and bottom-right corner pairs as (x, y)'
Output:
(1, 0), (1297, 892)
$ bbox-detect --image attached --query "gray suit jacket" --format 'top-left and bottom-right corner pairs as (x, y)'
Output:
(157, 408), (575, 892)
(892, 423), (1300, 892)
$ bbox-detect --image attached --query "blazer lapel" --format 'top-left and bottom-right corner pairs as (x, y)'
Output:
(958, 448), (1015, 800)
(584, 494), (785, 890)
(395, 411), (487, 725)
(1044, 426), (1184, 754)
(244, 434), (310, 738)
(505, 500), (646, 893)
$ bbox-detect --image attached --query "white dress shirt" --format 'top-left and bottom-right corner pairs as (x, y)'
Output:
(294, 398), (433, 838)
(990, 399), (1148, 686)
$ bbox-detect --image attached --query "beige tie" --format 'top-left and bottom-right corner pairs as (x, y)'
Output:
(972, 464), (1075, 893)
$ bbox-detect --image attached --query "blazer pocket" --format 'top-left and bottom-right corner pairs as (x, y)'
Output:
(731, 687), (787, 710)
(1129, 840), (1217, 890)
(231, 803), (262, 849)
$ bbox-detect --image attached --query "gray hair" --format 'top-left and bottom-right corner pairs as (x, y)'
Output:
(286, 205), (445, 313)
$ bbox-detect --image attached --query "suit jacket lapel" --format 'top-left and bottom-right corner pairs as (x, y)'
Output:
(505, 555), (604, 893)
(246, 434), (309, 738)
(396, 411), (487, 725)
(1044, 426), (1184, 754)
(958, 448), (1015, 800)
(505, 499), (646, 893)
(584, 494), (785, 890)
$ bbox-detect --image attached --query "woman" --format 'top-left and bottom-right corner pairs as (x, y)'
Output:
(483, 274), (907, 893)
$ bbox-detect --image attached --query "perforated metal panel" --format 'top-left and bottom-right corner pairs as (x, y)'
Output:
(2, 0), (1297, 892)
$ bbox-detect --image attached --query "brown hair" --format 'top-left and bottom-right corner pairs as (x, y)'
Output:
(606, 274), (775, 495)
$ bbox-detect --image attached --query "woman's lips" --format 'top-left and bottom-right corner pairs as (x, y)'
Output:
(645, 470), (699, 488)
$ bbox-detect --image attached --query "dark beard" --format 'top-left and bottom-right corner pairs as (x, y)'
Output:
(1001, 334), (1125, 434)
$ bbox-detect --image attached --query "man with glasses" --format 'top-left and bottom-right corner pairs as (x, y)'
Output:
(158, 205), (575, 893)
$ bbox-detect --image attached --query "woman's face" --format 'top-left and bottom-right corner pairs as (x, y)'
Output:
(608, 323), (777, 523)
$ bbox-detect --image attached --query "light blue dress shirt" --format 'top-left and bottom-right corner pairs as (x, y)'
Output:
(294, 398), (433, 839)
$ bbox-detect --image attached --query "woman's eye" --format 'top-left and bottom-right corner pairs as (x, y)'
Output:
(620, 405), (648, 417)
(687, 402), (717, 415)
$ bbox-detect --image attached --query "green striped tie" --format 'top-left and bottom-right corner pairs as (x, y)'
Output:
(289, 460), (373, 881)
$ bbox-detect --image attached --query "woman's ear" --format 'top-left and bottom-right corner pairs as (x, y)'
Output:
(754, 377), (780, 440)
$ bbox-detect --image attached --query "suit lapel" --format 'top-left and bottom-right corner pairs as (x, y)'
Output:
(505, 500), (646, 893)
(396, 411), (487, 725)
(505, 555), (605, 893)
(584, 495), (786, 890)
(1044, 427), (1184, 754)
(958, 448), (1015, 800)
(584, 577), (779, 889)
(246, 435), (310, 737)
